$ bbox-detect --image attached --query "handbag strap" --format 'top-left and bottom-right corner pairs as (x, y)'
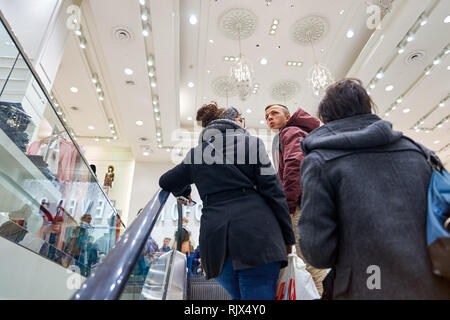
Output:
(403, 136), (444, 173)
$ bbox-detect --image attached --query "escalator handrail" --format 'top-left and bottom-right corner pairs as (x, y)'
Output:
(72, 189), (170, 300)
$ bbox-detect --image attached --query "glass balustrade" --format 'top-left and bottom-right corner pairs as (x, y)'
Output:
(0, 17), (124, 278)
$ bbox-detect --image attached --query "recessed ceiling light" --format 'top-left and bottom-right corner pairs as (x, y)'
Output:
(143, 151), (149, 156)
(339, 9), (345, 15)
(370, 84), (376, 89)
(425, 70), (431, 76)
(444, 15), (450, 24)
(95, 138), (99, 142)
(420, 19), (428, 26)
(151, 80), (157, 88)
(206, 69), (211, 74)
(434, 140), (439, 144)
(439, 102), (445, 107)
(136, 120), (144, 126)
(113, 136), (118, 140)
(406, 34), (414, 42)
(188, 82), (194, 88)
(70, 87), (78, 93)
(260, 58), (268, 65)
(376, 72), (384, 79)
(346, 30), (355, 38)
(246, 108), (252, 113)
(187, 116), (193, 121)
(385, 85), (394, 92)
(124, 68), (133, 75)
(385, 112), (390, 117)
(88, 125), (95, 130)
(398, 47), (405, 54)
(260, 120), (265, 125)
(437, 124), (443, 128)
(402, 108), (410, 113)
(433, 59), (441, 65)
(139, 0), (146, 5)
(209, 39), (214, 43)
(189, 15), (198, 25)
(273, 19), (279, 25)
(106, 139), (111, 143)
(397, 98), (403, 104)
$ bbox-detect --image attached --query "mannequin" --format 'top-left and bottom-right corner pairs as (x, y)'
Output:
(103, 165), (115, 188)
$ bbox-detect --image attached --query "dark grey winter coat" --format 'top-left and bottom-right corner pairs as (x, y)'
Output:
(299, 114), (450, 299)
(159, 119), (295, 279)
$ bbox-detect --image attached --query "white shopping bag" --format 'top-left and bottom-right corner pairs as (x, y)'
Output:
(275, 248), (320, 300)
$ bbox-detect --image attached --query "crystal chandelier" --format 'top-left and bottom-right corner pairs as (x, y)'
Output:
(307, 36), (333, 97)
(309, 62), (334, 96)
(230, 24), (254, 101)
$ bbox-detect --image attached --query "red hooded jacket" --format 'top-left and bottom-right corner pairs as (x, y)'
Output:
(273, 108), (320, 213)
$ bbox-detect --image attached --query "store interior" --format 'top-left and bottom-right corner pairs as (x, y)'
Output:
(0, 0), (449, 299)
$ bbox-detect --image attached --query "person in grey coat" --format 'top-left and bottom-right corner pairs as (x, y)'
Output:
(298, 78), (450, 300)
(159, 103), (295, 300)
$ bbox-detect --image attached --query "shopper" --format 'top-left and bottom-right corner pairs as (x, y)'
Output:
(265, 103), (327, 295)
(159, 103), (295, 300)
(298, 78), (450, 299)
(159, 237), (171, 253)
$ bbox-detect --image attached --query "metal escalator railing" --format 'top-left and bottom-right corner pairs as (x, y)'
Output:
(72, 189), (170, 300)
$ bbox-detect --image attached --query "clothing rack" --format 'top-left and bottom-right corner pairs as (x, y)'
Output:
(0, 102), (31, 118)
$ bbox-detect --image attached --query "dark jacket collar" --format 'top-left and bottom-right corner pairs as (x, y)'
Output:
(301, 114), (404, 156)
(199, 119), (248, 143)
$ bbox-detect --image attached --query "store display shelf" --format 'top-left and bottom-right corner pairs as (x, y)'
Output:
(0, 128), (61, 202)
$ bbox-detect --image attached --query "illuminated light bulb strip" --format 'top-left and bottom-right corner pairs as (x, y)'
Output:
(382, 45), (450, 119)
(224, 56), (240, 62)
(286, 61), (303, 67)
(410, 93), (450, 133)
(139, 0), (164, 150)
(269, 19), (279, 35)
(68, 16), (118, 141)
(368, 2), (440, 94)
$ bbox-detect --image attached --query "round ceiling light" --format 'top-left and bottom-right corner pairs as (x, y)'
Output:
(188, 82), (194, 88)
(70, 87), (79, 93)
(136, 120), (144, 126)
(346, 29), (354, 38)
(88, 125), (95, 130)
(260, 58), (268, 65)
(385, 85), (394, 92)
(124, 68), (133, 75)
(189, 15), (198, 25)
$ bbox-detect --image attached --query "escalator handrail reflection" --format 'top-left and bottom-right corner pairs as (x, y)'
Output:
(71, 189), (170, 300)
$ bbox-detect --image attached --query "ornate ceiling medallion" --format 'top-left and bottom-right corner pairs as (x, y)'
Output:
(290, 15), (329, 46)
(212, 76), (238, 98)
(271, 80), (300, 101)
(219, 8), (257, 40)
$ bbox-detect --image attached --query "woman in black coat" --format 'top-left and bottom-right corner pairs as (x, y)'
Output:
(298, 78), (450, 299)
(159, 103), (295, 300)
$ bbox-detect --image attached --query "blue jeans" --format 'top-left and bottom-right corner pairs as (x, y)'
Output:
(215, 259), (281, 300)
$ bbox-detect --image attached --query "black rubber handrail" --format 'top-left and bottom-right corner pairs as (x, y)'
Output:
(72, 189), (170, 300)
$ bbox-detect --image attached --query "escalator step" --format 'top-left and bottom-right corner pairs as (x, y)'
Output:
(189, 275), (231, 300)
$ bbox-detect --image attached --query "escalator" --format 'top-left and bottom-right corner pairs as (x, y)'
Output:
(72, 189), (231, 300)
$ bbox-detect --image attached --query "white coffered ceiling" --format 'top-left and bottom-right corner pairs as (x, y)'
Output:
(49, 0), (450, 165)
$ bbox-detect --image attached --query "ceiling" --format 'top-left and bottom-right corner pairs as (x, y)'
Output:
(49, 0), (450, 165)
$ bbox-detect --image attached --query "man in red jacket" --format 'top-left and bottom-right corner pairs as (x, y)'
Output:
(265, 104), (327, 296)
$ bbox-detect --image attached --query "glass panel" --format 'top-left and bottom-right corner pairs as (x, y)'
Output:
(119, 210), (187, 300)
(0, 18), (123, 278)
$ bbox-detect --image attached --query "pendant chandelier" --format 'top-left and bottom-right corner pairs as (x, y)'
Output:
(308, 37), (333, 97)
(230, 24), (254, 101)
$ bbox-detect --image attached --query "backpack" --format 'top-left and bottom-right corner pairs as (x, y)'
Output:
(406, 137), (450, 279)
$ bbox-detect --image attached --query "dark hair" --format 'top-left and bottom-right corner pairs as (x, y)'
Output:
(265, 104), (290, 115)
(196, 102), (224, 127)
(317, 78), (376, 123)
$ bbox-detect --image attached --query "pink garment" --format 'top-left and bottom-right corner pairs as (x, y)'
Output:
(26, 141), (42, 155)
(57, 140), (78, 183)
